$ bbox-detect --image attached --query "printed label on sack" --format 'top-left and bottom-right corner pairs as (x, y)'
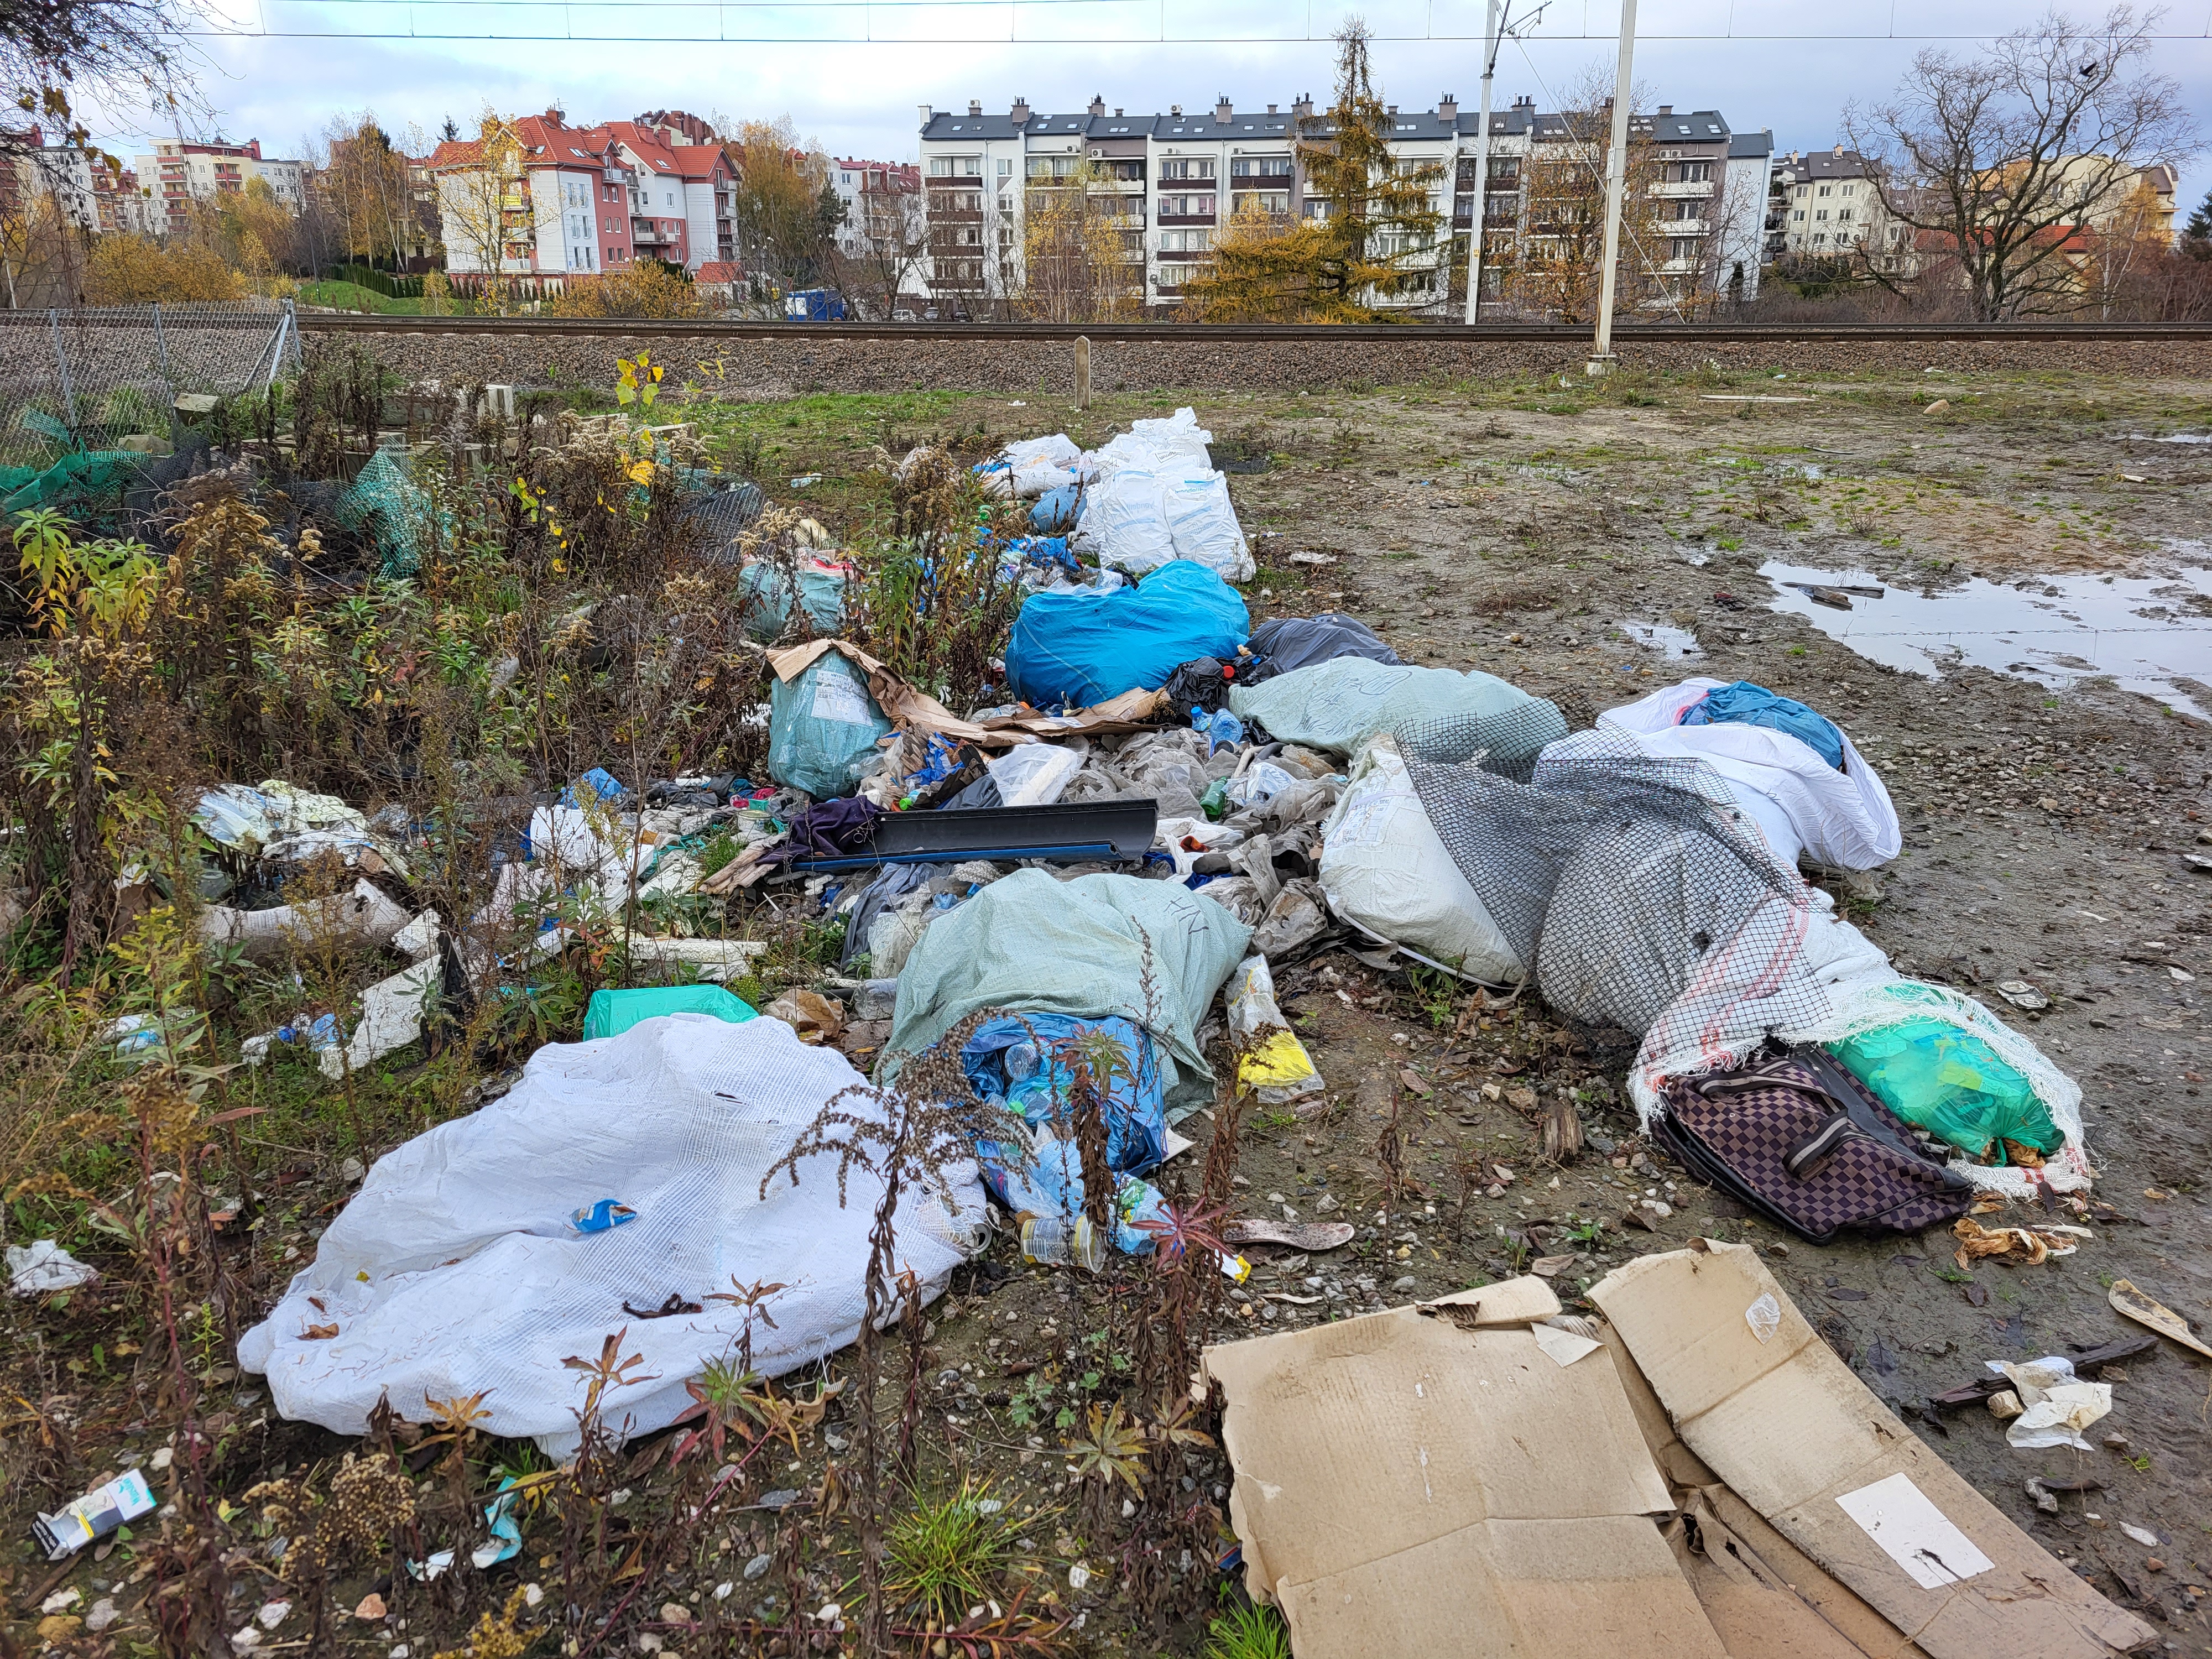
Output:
(1744, 1292), (1782, 1343)
(811, 670), (876, 726)
(1332, 792), (1408, 851)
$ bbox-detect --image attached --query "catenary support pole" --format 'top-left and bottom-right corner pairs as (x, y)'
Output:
(1463, 0), (1501, 324)
(1588, 0), (1638, 374)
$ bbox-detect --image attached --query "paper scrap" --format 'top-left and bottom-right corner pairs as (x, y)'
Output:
(1744, 1292), (1781, 1343)
(1834, 1473), (1995, 1590)
(1531, 1322), (1603, 1368)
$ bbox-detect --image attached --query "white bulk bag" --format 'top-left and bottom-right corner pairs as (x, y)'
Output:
(1318, 739), (1524, 983)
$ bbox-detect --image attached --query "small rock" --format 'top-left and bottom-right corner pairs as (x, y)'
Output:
(637, 1636), (664, 1655)
(758, 1489), (800, 1509)
(86, 1598), (120, 1634)
(258, 1600), (291, 1629)
(1392, 1275), (1417, 1292)
(2146, 1557), (2164, 1572)
(1922, 399), (1950, 415)
(232, 1630), (262, 1652)
(2121, 1524), (2161, 1548)
(149, 1445), (173, 1470)
(2103, 1433), (2130, 1451)
(745, 1552), (774, 1580)
(660, 1601), (690, 1625)
(817, 1601), (844, 1622)
(524, 1584), (545, 1608)
(714, 1581), (734, 1599)
(340, 1157), (365, 1182)
(1067, 1563), (1092, 1592)
(1586, 1133), (1616, 1155)
(41, 1589), (81, 1615)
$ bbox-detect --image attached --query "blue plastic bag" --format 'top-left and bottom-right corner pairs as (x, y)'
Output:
(960, 1013), (1167, 1175)
(974, 1125), (1171, 1257)
(768, 650), (894, 799)
(1031, 484), (1083, 534)
(1682, 681), (1847, 771)
(1004, 559), (1249, 709)
(560, 767), (630, 808)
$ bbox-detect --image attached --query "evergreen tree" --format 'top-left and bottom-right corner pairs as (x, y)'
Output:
(2184, 187), (2212, 260)
(1185, 20), (1445, 320)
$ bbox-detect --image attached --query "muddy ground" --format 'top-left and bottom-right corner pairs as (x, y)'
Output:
(8, 364), (2211, 1656)
(903, 364), (2212, 1652)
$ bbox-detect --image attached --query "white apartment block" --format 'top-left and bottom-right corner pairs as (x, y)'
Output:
(133, 139), (306, 233)
(1768, 147), (1916, 275)
(918, 93), (1772, 315)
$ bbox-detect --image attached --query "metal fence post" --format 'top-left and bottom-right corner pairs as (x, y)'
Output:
(152, 303), (180, 445)
(48, 307), (77, 431)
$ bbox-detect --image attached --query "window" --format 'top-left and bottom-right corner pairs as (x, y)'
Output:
(1841, 182), (1856, 196)
(1670, 237), (1700, 261)
(1838, 208), (1854, 223)
(1812, 231), (1827, 246)
(1666, 160), (1713, 183)
(1816, 208), (1829, 221)
(1231, 190), (1291, 216)
(997, 158), (1013, 176)
(1794, 184), (1807, 199)
(1792, 208), (1804, 222)
(1025, 155), (1079, 180)
(1230, 155), (1292, 178)
(1159, 192), (1215, 217)
(1817, 184), (1831, 197)
(1157, 227), (1213, 253)
(1160, 158), (1214, 180)
(927, 155), (982, 178)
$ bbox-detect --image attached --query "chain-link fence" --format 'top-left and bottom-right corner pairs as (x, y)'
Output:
(0, 301), (300, 471)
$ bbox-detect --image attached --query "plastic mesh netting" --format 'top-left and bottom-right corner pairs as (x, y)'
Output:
(1396, 718), (1823, 1039)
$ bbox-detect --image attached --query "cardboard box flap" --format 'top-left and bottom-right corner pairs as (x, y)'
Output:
(1416, 1272), (1563, 1325)
(1281, 1516), (1730, 1659)
(1206, 1307), (1673, 1600)
(1590, 1243), (2157, 1659)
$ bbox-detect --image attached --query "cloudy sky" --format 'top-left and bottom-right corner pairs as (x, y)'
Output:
(93, 0), (2211, 217)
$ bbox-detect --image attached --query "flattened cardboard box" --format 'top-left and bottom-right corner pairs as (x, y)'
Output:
(1203, 1279), (1730, 1659)
(1590, 1242), (2154, 1659)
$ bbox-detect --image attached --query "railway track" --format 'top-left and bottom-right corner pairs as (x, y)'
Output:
(295, 314), (2212, 343)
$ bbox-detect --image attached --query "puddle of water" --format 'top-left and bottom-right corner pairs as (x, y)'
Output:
(1761, 560), (2212, 717)
(1621, 620), (1704, 659)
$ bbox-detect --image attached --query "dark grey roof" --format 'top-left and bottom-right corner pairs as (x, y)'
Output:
(920, 112), (1022, 140)
(1650, 109), (1731, 142)
(1456, 106), (1536, 138)
(1728, 129), (1773, 159)
(1776, 148), (1878, 181)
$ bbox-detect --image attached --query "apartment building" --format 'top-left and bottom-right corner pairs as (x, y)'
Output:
(831, 158), (920, 251)
(919, 92), (1770, 315)
(428, 109), (735, 285)
(132, 139), (305, 233)
(12, 138), (158, 236)
(1767, 147), (1916, 275)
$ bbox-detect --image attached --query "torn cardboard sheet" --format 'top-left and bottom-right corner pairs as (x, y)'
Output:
(1590, 1243), (2155, 1659)
(1204, 1278), (1729, 1659)
(1598, 1323), (1933, 1659)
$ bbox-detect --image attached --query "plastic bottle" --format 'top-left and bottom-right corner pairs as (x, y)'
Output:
(1019, 1213), (1105, 1273)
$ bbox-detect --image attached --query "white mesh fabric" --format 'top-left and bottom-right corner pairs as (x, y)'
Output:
(238, 1014), (987, 1453)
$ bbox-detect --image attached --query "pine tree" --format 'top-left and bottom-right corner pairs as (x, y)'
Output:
(2184, 187), (2212, 260)
(1184, 20), (1445, 320)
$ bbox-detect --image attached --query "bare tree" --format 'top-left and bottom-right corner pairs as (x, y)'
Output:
(828, 167), (928, 319)
(1843, 6), (2199, 320)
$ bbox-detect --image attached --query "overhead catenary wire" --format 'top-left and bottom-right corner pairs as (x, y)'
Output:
(174, 0), (2212, 41)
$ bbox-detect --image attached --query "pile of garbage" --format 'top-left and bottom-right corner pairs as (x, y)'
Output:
(228, 418), (2106, 1454)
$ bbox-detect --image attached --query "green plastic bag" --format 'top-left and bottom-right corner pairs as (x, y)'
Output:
(767, 650), (892, 800)
(582, 984), (757, 1041)
(1827, 1018), (2063, 1162)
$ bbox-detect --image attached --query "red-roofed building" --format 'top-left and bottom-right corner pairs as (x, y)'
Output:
(427, 108), (735, 288)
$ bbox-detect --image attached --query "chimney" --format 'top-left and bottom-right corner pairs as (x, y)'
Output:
(544, 107), (565, 125)
(1215, 95), (1233, 123)
(919, 103), (932, 129)
(1386, 103), (1397, 115)
(1292, 93), (1314, 119)
(1267, 102), (1278, 114)
(1656, 103), (1671, 117)
(1115, 107), (1124, 116)
(1089, 95), (1105, 116)
(1011, 96), (1031, 126)
(1438, 92), (1458, 123)
(968, 99), (982, 117)
(1833, 143), (1845, 156)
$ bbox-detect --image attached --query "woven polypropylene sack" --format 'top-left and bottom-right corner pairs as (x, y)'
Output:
(886, 868), (1250, 1114)
(768, 650), (893, 799)
(239, 1015), (987, 1452)
(1004, 559), (1248, 709)
(1232, 660), (1565, 764)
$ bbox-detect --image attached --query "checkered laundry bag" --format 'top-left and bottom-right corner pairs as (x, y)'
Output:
(1654, 1047), (1972, 1244)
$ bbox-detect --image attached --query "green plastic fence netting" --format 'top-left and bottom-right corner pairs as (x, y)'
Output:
(0, 451), (154, 515)
(335, 449), (436, 579)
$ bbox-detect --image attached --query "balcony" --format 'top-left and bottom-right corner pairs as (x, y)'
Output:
(1651, 180), (1714, 199)
(1657, 217), (1709, 235)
